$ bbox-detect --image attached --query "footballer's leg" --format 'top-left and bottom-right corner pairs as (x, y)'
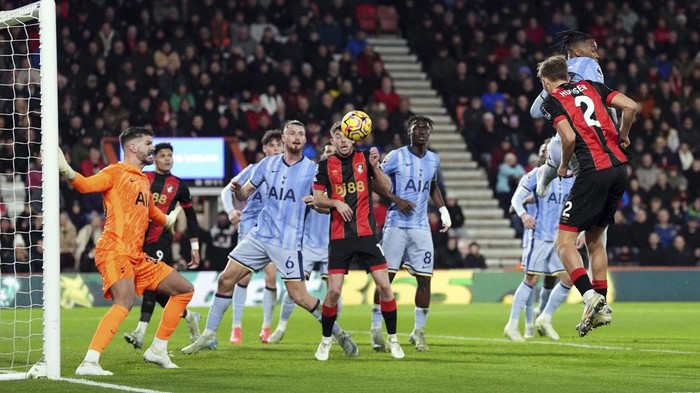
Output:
(504, 274), (538, 343)
(371, 268), (404, 359)
(407, 230), (434, 351)
(231, 274), (251, 344)
(260, 263), (278, 343)
(144, 268), (194, 369)
(183, 258), (253, 354)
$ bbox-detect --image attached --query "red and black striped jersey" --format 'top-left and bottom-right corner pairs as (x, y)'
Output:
(541, 80), (628, 175)
(314, 150), (377, 240)
(144, 171), (193, 245)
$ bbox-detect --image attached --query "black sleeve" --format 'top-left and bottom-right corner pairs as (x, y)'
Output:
(588, 80), (617, 106)
(541, 96), (567, 126)
(178, 181), (199, 240)
(362, 150), (375, 178)
(314, 158), (330, 193)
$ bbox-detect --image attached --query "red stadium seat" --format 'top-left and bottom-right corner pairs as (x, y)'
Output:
(377, 5), (398, 33)
(356, 4), (378, 32)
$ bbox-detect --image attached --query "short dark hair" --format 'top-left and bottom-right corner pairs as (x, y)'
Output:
(406, 115), (434, 132)
(552, 30), (594, 54)
(261, 129), (282, 145)
(154, 142), (173, 155)
(537, 55), (568, 81)
(119, 126), (154, 148)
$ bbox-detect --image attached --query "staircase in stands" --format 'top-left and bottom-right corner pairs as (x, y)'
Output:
(368, 36), (522, 268)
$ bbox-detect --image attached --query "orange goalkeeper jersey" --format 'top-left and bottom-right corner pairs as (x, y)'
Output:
(71, 162), (167, 259)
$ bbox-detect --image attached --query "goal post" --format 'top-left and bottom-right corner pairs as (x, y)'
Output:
(0, 0), (59, 380)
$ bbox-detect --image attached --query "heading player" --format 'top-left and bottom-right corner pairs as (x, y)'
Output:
(124, 142), (202, 349)
(182, 121), (358, 357)
(538, 55), (637, 336)
(313, 122), (405, 360)
(59, 127), (193, 375)
(221, 130), (283, 344)
(370, 115), (451, 352)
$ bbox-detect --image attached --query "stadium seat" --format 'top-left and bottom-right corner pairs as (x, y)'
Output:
(377, 5), (398, 33)
(356, 4), (378, 32)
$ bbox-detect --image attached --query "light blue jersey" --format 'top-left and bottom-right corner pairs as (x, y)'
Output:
(248, 154), (317, 250)
(233, 163), (266, 237)
(516, 168), (538, 248)
(531, 57), (604, 119)
(381, 146), (440, 230)
(303, 207), (329, 250)
(523, 170), (575, 242)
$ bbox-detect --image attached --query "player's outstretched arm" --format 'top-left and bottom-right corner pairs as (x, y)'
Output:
(60, 147), (115, 193)
(555, 121), (576, 178)
(183, 205), (200, 269)
(609, 93), (637, 149)
(530, 90), (547, 119)
(313, 188), (352, 222)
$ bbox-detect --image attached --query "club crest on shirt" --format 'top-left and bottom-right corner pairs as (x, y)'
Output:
(167, 185), (173, 193)
(355, 163), (364, 174)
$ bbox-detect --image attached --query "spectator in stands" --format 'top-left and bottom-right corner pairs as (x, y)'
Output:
(208, 211), (236, 271)
(79, 147), (106, 177)
(668, 235), (696, 266)
(372, 76), (402, 115)
(59, 212), (77, 271)
(480, 81), (506, 112)
(654, 209), (678, 248)
(464, 242), (487, 269)
(636, 153), (660, 191)
(435, 237), (464, 269)
(495, 153), (524, 212)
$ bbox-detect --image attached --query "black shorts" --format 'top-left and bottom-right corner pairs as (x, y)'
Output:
(144, 242), (174, 266)
(559, 165), (628, 232)
(328, 235), (387, 275)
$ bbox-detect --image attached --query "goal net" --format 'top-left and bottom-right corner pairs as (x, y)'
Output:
(0, 0), (59, 380)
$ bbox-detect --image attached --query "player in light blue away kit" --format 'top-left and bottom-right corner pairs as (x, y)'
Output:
(183, 121), (358, 357)
(220, 130), (282, 344)
(530, 30), (614, 198)
(268, 143), (337, 344)
(370, 115), (451, 352)
(504, 142), (574, 342)
(530, 31), (614, 324)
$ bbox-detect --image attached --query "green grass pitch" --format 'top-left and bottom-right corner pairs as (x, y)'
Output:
(4, 302), (700, 392)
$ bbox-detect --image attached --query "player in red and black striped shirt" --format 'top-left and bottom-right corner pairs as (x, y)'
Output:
(539, 55), (637, 337)
(124, 143), (203, 349)
(313, 122), (405, 359)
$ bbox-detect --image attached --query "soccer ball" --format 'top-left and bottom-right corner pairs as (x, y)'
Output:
(341, 110), (372, 141)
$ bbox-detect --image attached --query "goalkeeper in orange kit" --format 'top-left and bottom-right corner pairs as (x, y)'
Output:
(59, 127), (198, 375)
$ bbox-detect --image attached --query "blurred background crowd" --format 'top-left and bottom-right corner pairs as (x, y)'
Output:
(0, 0), (698, 272)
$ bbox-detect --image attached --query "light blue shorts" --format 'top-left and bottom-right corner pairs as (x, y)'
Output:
(302, 246), (328, 277)
(229, 234), (303, 281)
(524, 238), (564, 276)
(381, 226), (434, 276)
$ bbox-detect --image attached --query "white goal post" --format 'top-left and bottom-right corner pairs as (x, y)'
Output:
(0, 0), (59, 380)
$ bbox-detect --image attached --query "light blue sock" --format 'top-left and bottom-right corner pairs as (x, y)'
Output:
(543, 283), (571, 318)
(279, 292), (296, 324)
(262, 286), (277, 328)
(414, 307), (429, 330)
(232, 284), (247, 328)
(508, 282), (533, 327)
(525, 288), (536, 325)
(206, 293), (232, 333)
(538, 287), (552, 315)
(371, 303), (383, 329)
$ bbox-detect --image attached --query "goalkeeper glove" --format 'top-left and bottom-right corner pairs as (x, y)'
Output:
(164, 206), (181, 233)
(439, 206), (452, 230)
(58, 147), (76, 180)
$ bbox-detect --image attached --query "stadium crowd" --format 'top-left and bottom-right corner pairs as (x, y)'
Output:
(0, 0), (698, 271)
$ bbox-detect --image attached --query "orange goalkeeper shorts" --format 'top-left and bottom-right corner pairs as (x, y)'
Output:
(95, 249), (174, 300)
